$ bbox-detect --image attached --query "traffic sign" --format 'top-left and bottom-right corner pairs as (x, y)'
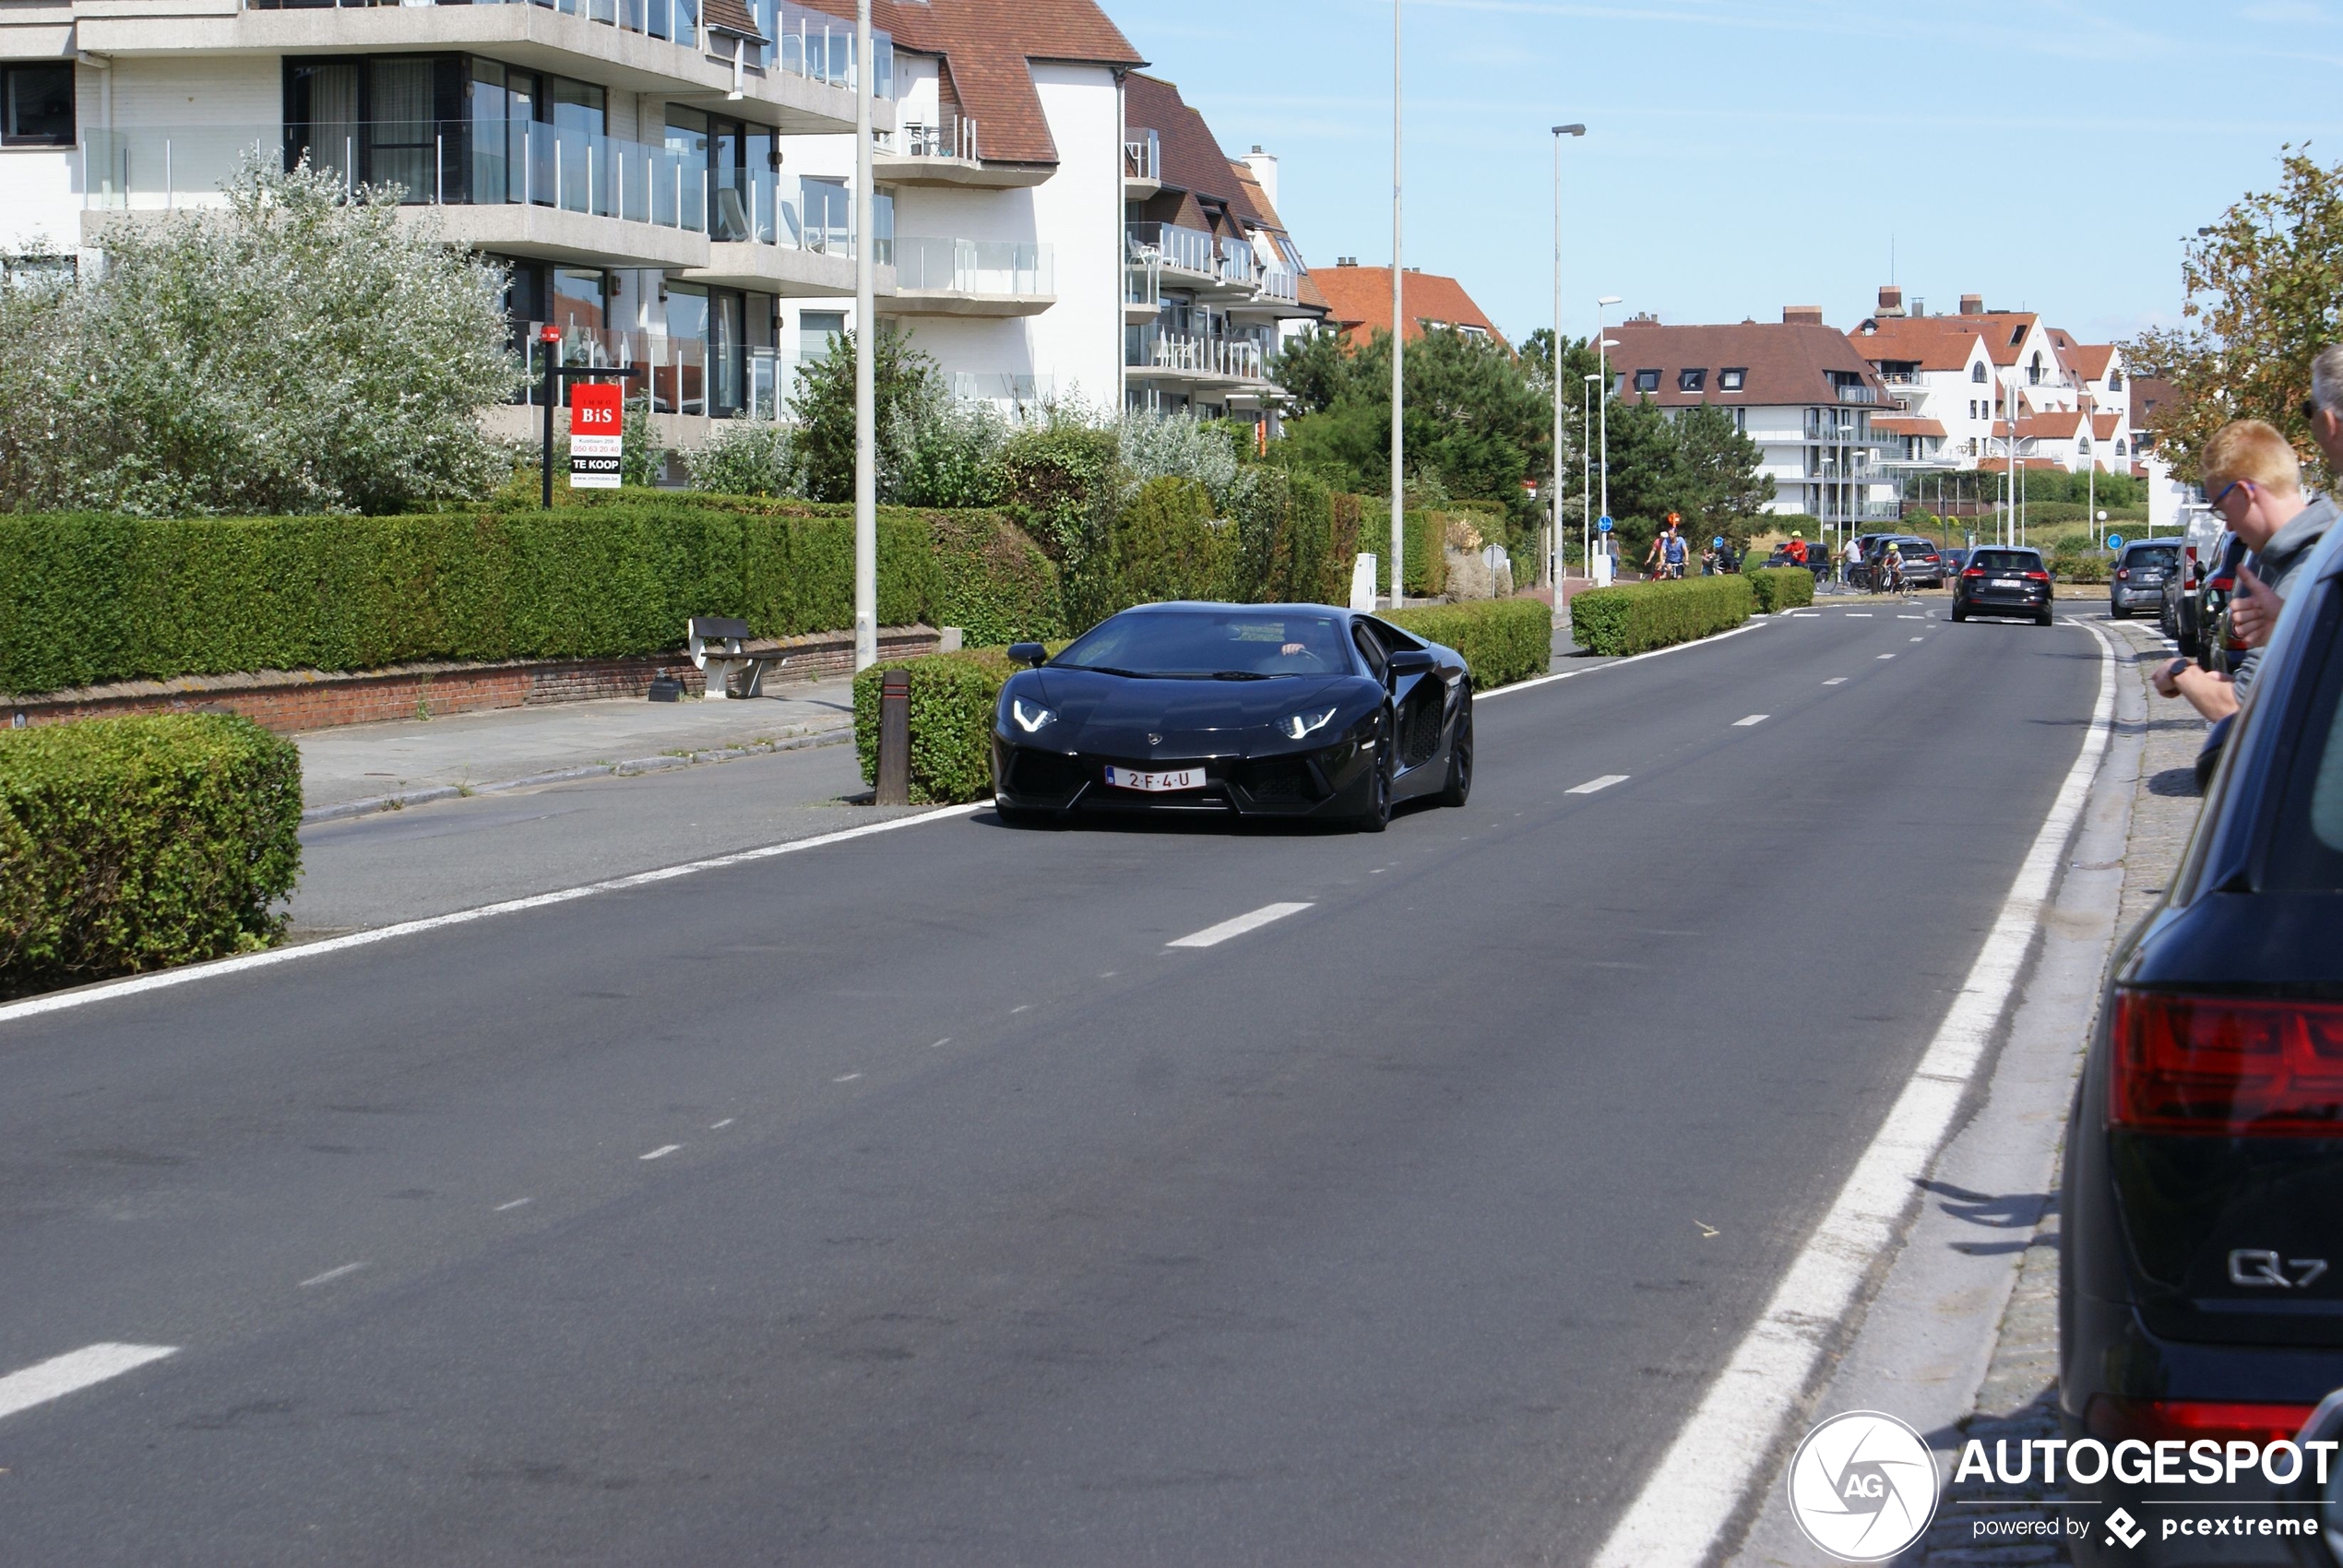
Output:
(569, 383), (623, 491)
(1598, 516), (1614, 533)
(2104, 533), (2124, 551)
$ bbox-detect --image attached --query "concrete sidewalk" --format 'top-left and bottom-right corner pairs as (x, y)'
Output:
(294, 674), (856, 820)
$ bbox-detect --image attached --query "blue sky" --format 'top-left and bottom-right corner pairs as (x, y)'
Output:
(1122, 0), (2343, 350)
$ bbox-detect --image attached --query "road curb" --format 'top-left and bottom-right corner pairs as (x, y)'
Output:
(300, 724), (853, 825)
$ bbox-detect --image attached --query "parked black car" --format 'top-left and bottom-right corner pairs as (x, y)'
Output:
(1950, 546), (2056, 624)
(2162, 539), (2218, 657)
(1893, 535), (1951, 588)
(2111, 540), (2182, 620)
(2060, 526), (2343, 1566)
(991, 603), (1473, 832)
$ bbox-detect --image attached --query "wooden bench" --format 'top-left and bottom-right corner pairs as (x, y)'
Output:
(687, 617), (793, 700)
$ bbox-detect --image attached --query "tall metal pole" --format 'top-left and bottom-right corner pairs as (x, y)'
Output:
(1548, 124), (1582, 592)
(1388, 0), (1405, 610)
(1583, 374), (1596, 576)
(851, 0), (877, 671)
(1597, 299), (1619, 541)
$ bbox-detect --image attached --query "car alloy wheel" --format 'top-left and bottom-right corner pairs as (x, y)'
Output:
(1438, 705), (1474, 809)
(1357, 712), (1395, 833)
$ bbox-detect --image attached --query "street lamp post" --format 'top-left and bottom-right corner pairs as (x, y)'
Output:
(851, 0), (876, 671)
(1596, 299), (1621, 565)
(1583, 373), (1600, 581)
(1388, 0), (1405, 609)
(1549, 123), (1585, 594)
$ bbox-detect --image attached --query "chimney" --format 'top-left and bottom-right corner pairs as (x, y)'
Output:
(1874, 284), (1905, 317)
(1912, 296), (1926, 316)
(1243, 146), (1279, 209)
(1959, 293), (1984, 315)
(1783, 305), (1824, 326)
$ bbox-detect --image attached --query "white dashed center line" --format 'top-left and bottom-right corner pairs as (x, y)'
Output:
(833, 1074), (862, 1083)
(0, 1344), (178, 1423)
(1910, 636), (1925, 643)
(1877, 653), (1897, 660)
(1733, 715), (1768, 727)
(1566, 774), (1631, 795)
(1824, 678), (1848, 685)
(494, 1197), (531, 1212)
(639, 1145), (682, 1161)
(708, 1118), (734, 1130)
(1844, 612), (1873, 618)
(1168, 902), (1314, 949)
(300, 1262), (366, 1289)
(929, 1038), (951, 1049)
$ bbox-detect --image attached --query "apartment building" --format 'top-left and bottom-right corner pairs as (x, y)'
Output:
(0, 0), (913, 438)
(1605, 309), (1900, 530)
(1120, 71), (1320, 420)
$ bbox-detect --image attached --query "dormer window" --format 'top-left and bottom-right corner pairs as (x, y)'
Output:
(1634, 368), (1660, 394)
(1719, 367), (1745, 391)
(1678, 368), (1706, 392)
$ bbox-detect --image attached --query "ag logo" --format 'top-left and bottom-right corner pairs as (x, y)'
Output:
(1787, 1410), (1939, 1562)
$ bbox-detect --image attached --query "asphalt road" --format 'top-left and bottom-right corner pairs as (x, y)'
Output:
(0, 605), (2103, 1566)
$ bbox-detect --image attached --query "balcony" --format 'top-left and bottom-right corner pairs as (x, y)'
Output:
(78, 121), (862, 291)
(874, 108), (1047, 189)
(879, 237), (1053, 318)
(1124, 129), (1160, 196)
(1124, 251), (1160, 325)
(1125, 325), (1270, 387)
(1835, 383), (1881, 405)
(1127, 220), (1217, 281)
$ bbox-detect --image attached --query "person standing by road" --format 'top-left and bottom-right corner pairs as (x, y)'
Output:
(2228, 344), (2343, 652)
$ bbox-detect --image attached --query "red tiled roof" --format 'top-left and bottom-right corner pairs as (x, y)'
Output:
(1124, 75), (1260, 222)
(1314, 266), (1505, 348)
(799, 0), (1143, 166)
(1849, 315), (1988, 374)
(1875, 416), (1948, 437)
(2131, 375), (2177, 434)
(1968, 311), (2042, 367)
(2016, 410), (2087, 440)
(2067, 343), (2116, 383)
(1604, 318), (1885, 406)
(1978, 456), (2070, 473)
(2091, 412), (2123, 439)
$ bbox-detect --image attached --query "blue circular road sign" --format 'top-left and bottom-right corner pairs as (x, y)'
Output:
(2105, 533), (2125, 551)
(1598, 517), (1614, 533)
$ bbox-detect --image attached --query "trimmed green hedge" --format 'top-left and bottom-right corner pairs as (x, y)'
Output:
(1568, 576), (1754, 657)
(0, 498), (1062, 696)
(1745, 567), (1815, 614)
(852, 647), (1024, 805)
(1, 714), (303, 996)
(1387, 598), (1552, 688)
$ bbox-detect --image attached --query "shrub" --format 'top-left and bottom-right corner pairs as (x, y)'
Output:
(1568, 576), (1754, 657)
(1, 714), (303, 996)
(851, 647), (1019, 804)
(1745, 567), (1815, 614)
(1356, 500), (1450, 599)
(0, 500), (1061, 695)
(1112, 477), (1229, 611)
(686, 422), (800, 497)
(1386, 598), (1552, 688)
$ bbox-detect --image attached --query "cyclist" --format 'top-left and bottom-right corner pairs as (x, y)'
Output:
(1660, 523), (1688, 580)
(1878, 540), (1907, 597)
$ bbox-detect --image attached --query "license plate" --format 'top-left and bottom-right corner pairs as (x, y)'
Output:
(1992, 577), (2022, 588)
(1104, 765), (1205, 792)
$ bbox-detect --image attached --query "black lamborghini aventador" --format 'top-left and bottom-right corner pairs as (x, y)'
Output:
(990, 602), (1476, 831)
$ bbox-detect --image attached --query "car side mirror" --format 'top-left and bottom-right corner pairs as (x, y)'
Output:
(1006, 642), (1048, 669)
(1386, 648), (1435, 681)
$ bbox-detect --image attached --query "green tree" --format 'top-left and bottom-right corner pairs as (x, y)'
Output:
(1671, 404), (1776, 546)
(789, 321), (939, 503)
(2124, 144), (2343, 484)
(0, 152), (515, 516)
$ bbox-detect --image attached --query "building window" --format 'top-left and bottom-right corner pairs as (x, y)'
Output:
(2108, 369), (2124, 391)
(1719, 367), (1744, 391)
(2115, 438), (2127, 456)
(3, 63), (72, 148)
(1678, 367), (1706, 392)
(1634, 368), (1659, 394)
(1971, 362), (1987, 384)
(2028, 350), (2043, 386)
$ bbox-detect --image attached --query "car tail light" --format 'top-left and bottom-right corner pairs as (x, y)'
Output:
(1963, 567), (1985, 578)
(2086, 1396), (2318, 1446)
(2210, 576), (2235, 592)
(2025, 571), (2051, 582)
(2116, 568), (2131, 580)
(2110, 991), (2343, 1135)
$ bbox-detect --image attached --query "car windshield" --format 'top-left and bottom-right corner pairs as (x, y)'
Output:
(2127, 547), (2179, 569)
(1053, 610), (1355, 678)
(1970, 551), (2040, 572)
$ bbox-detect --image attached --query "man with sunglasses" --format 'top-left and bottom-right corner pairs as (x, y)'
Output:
(2150, 417), (2331, 720)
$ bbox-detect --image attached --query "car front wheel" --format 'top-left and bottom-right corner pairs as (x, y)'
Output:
(1437, 704), (1474, 809)
(1356, 719), (1395, 833)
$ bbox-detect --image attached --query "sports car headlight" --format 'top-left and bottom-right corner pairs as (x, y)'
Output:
(1010, 697), (1055, 733)
(1279, 707), (1338, 741)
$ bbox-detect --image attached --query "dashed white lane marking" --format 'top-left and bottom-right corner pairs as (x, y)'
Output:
(928, 1038), (951, 1049)
(1566, 774), (1631, 795)
(1011, 1004), (1031, 1014)
(1843, 612), (1873, 617)
(708, 1119), (734, 1130)
(1167, 902), (1314, 949)
(1732, 715), (1768, 727)
(299, 1262), (366, 1289)
(1588, 619), (2119, 1568)
(1897, 614), (1923, 620)
(1911, 636), (1926, 642)
(0, 1344), (179, 1423)
(832, 1074), (862, 1083)
(1823, 678), (1848, 685)
(1877, 653), (1897, 660)
(639, 1145), (682, 1161)
(494, 1198), (531, 1212)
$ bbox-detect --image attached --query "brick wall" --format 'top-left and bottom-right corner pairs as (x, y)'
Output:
(6, 626), (940, 734)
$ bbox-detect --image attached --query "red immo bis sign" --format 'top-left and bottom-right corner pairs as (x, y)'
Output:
(569, 383), (623, 490)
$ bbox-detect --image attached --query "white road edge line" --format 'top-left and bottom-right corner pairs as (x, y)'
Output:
(299, 1262), (365, 1289)
(1479, 614), (1776, 699)
(1566, 774), (1630, 795)
(1732, 715), (1768, 728)
(0, 1343), (179, 1423)
(1587, 617), (2116, 1568)
(1167, 901), (1314, 949)
(0, 802), (989, 1027)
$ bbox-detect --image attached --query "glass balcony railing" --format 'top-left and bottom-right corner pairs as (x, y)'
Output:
(1124, 129), (1160, 184)
(1124, 253), (1160, 313)
(1254, 267), (1298, 305)
(1218, 238), (1255, 287)
(517, 320), (708, 416)
(240, 0), (893, 98)
(885, 111), (978, 161)
(1126, 221), (1216, 279)
(78, 122), (862, 256)
(888, 237), (1052, 297)
(1124, 325), (1268, 383)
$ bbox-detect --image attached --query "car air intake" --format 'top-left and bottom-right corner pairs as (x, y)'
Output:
(1008, 752), (1088, 797)
(2109, 991), (2343, 1135)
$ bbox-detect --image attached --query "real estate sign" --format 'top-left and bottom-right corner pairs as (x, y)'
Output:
(569, 384), (623, 490)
